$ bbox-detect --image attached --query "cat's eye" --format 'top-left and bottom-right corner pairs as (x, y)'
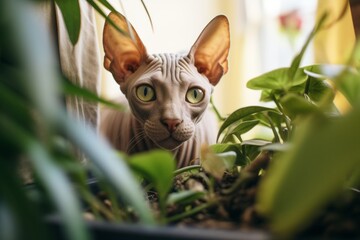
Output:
(136, 84), (156, 102)
(186, 87), (204, 104)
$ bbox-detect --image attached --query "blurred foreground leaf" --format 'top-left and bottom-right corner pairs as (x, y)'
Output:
(128, 150), (175, 212)
(257, 109), (360, 235)
(55, 0), (81, 45)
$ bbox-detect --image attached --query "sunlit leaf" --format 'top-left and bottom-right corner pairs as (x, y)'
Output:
(222, 120), (259, 143)
(257, 109), (360, 235)
(201, 146), (236, 180)
(55, 0), (81, 45)
(167, 191), (205, 206)
(260, 143), (291, 152)
(128, 150), (175, 209)
(210, 143), (246, 166)
(217, 106), (279, 141)
(336, 70), (360, 106)
(246, 68), (308, 90)
(241, 139), (271, 147)
(280, 94), (319, 119)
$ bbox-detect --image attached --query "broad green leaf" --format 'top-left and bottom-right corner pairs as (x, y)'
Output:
(280, 94), (319, 119)
(128, 150), (175, 208)
(260, 143), (291, 152)
(167, 191), (205, 206)
(302, 65), (327, 80)
(336, 70), (360, 106)
(241, 139), (271, 147)
(257, 109), (360, 235)
(217, 106), (279, 141)
(210, 143), (246, 166)
(216, 151), (237, 170)
(260, 89), (274, 102)
(201, 147), (236, 180)
(55, 0), (81, 45)
(306, 77), (334, 103)
(222, 120), (259, 143)
(246, 68), (308, 91)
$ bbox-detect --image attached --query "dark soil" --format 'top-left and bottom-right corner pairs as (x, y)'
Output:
(86, 152), (360, 239)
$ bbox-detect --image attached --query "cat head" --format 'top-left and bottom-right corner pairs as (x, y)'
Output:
(103, 12), (230, 150)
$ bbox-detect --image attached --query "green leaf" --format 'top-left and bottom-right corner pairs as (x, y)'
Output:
(201, 147), (236, 180)
(0, 116), (88, 240)
(217, 106), (279, 141)
(167, 191), (205, 206)
(337, 70), (360, 106)
(288, 13), (327, 82)
(241, 139), (271, 147)
(0, 160), (46, 240)
(257, 109), (360, 235)
(128, 150), (175, 208)
(216, 151), (237, 169)
(210, 143), (246, 166)
(222, 120), (259, 143)
(55, 0), (81, 45)
(63, 80), (124, 110)
(260, 143), (291, 152)
(246, 68), (308, 91)
(29, 141), (89, 240)
(280, 94), (319, 119)
(97, 0), (117, 12)
(140, 0), (154, 32)
(306, 77), (334, 103)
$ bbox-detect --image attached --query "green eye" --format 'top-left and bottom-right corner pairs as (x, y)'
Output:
(136, 84), (156, 102)
(186, 87), (204, 104)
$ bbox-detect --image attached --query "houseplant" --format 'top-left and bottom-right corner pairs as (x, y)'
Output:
(1, 0), (359, 239)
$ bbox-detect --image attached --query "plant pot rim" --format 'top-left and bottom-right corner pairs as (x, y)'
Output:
(46, 215), (270, 240)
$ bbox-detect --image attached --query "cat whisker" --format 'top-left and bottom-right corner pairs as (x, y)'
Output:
(127, 131), (146, 153)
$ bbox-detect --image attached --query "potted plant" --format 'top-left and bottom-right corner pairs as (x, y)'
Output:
(1, 0), (359, 240)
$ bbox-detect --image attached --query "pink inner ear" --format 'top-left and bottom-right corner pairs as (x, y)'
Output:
(126, 62), (138, 73)
(188, 15), (230, 86)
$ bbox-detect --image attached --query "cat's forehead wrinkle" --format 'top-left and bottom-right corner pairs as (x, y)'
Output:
(145, 53), (208, 87)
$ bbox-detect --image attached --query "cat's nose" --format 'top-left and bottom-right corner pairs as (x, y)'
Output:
(161, 119), (182, 133)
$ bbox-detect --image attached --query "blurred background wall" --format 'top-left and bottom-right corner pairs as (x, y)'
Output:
(95, 0), (355, 116)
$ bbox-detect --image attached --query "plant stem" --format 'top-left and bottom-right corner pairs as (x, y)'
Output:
(264, 113), (281, 143)
(166, 200), (218, 223)
(79, 187), (116, 221)
(210, 97), (226, 121)
(272, 95), (292, 135)
(173, 165), (202, 176)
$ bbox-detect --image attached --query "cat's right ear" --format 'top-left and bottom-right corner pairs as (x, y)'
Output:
(103, 12), (147, 84)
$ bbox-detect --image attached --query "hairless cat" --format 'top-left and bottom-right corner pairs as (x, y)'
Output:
(100, 12), (230, 168)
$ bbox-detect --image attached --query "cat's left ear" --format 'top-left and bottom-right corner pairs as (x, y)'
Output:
(188, 15), (230, 86)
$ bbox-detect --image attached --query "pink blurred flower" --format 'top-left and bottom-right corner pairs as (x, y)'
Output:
(279, 10), (302, 32)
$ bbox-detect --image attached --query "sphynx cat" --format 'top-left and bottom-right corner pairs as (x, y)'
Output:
(100, 12), (230, 168)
